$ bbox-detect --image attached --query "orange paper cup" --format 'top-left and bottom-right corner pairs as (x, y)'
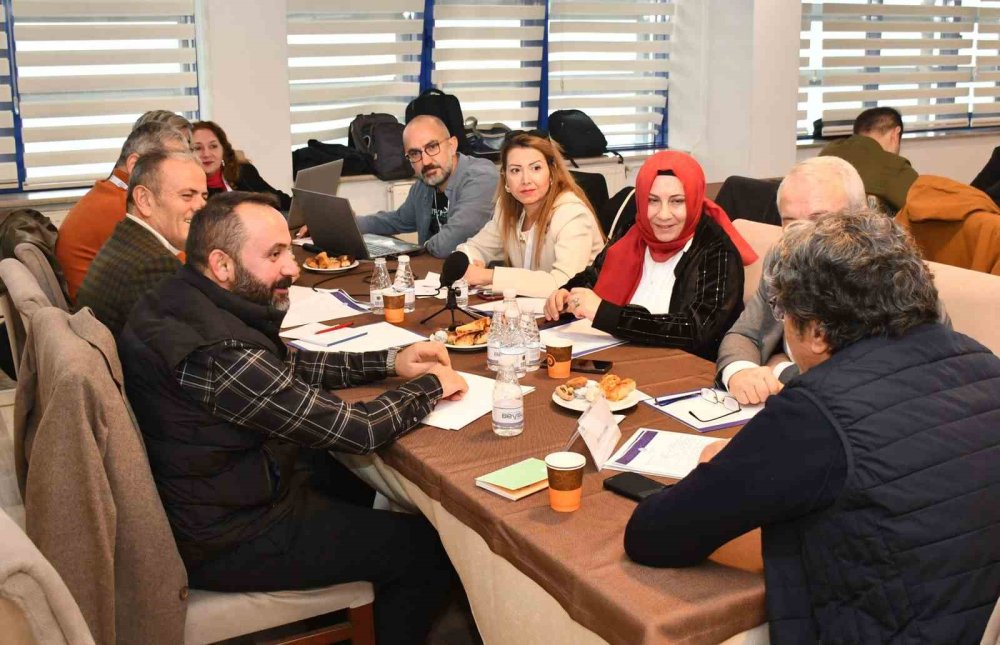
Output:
(546, 341), (573, 379)
(383, 290), (405, 324)
(545, 451), (586, 512)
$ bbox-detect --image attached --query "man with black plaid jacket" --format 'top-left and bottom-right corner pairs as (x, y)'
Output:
(118, 192), (468, 644)
(77, 150), (207, 336)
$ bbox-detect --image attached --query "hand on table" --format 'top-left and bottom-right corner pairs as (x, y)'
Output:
(544, 289), (570, 320)
(395, 341), (451, 379)
(428, 364), (468, 401)
(567, 287), (602, 322)
(464, 260), (494, 287)
(728, 366), (782, 405)
(699, 439), (730, 464)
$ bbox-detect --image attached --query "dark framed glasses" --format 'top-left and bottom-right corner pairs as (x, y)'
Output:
(688, 388), (741, 423)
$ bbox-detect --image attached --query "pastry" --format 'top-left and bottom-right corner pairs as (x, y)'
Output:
(437, 317), (490, 346)
(566, 376), (588, 389)
(555, 384), (575, 401)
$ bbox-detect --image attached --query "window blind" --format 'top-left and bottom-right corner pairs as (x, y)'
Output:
(972, 3), (1000, 127)
(287, 0), (423, 147)
(429, 1), (544, 131)
(0, 5), (20, 189)
(548, 0), (671, 149)
(11, 0), (199, 189)
(800, 1), (977, 137)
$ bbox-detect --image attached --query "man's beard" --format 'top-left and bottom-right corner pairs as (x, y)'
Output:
(421, 157), (453, 187)
(232, 262), (293, 311)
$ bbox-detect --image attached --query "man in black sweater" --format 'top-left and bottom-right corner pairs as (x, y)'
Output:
(625, 211), (1000, 643)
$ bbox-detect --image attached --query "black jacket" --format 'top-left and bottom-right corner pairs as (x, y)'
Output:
(209, 162), (292, 211)
(562, 213), (744, 360)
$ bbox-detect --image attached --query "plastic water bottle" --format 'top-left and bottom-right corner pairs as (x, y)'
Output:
(454, 277), (469, 308)
(369, 257), (390, 314)
(492, 354), (524, 437)
(501, 289), (525, 376)
(393, 255), (415, 312)
(520, 312), (541, 372)
(500, 312), (526, 378)
(486, 310), (503, 371)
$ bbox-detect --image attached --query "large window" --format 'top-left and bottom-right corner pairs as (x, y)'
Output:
(1, 5), (20, 189)
(799, 0), (1000, 137)
(8, 0), (199, 190)
(288, 0), (670, 151)
(287, 0), (423, 147)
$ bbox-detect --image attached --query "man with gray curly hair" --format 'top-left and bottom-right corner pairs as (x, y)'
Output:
(717, 156), (866, 405)
(626, 210), (1000, 643)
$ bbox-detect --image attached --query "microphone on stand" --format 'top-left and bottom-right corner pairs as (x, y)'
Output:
(421, 252), (479, 326)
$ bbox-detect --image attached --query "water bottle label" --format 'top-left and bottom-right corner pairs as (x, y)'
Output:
(370, 290), (384, 307)
(487, 345), (500, 361)
(492, 405), (524, 427)
(404, 289), (415, 306)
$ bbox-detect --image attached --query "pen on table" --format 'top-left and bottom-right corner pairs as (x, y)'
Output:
(316, 322), (354, 335)
(326, 332), (367, 347)
(653, 391), (701, 406)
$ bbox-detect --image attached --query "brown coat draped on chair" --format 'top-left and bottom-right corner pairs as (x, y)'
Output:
(13, 307), (188, 644)
(895, 175), (1000, 276)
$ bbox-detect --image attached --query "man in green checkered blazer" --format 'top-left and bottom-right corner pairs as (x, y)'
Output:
(77, 151), (207, 336)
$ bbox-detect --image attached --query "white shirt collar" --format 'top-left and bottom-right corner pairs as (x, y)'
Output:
(125, 213), (182, 256)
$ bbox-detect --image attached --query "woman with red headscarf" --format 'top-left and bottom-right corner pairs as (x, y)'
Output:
(543, 151), (757, 359)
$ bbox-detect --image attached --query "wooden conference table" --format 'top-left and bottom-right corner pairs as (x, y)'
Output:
(294, 250), (767, 645)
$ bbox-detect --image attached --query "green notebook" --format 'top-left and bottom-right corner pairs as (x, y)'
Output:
(475, 458), (549, 501)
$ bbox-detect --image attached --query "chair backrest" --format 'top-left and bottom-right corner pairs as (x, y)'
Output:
(732, 220), (782, 304)
(598, 185), (636, 239)
(926, 259), (1000, 355)
(14, 243), (68, 312)
(0, 257), (53, 377)
(714, 176), (782, 226)
(569, 170), (610, 222)
(0, 506), (94, 644)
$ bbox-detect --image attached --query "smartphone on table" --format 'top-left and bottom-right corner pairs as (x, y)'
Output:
(603, 472), (672, 502)
(571, 359), (613, 374)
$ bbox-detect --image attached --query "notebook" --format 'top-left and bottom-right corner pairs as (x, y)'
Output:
(475, 458), (549, 501)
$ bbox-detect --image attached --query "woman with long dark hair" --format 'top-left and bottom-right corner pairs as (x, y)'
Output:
(192, 121), (291, 211)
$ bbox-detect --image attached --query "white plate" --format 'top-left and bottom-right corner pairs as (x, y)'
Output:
(551, 388), (646, 412)
(428, 334), (488, 352)
(302, 259), (360, 274)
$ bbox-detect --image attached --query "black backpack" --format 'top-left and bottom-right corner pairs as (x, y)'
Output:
(548, 109), (609, 164)
(293, 140), (374, 178)
(349, 113), (414, 181)
(405, 88), (472, 154)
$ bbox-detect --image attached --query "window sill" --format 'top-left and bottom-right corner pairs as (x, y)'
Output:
(797, 126), (1000, 149)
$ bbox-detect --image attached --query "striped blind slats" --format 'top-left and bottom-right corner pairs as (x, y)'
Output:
(12, 1), (199, 189)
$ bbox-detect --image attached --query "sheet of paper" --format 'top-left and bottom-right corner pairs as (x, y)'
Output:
(576, 397), (621, 470)
(291, 321), (426, 352)
(292, 237), (313, 247)
(422, 372), (535, 431)
(539, 318), (627, 358)
(471, 297), (547, 316)
(416, 271), (441, 297)
(642, 389), (763, 432)
(605, 428), (722, 479)
(281, 286), (370, 328)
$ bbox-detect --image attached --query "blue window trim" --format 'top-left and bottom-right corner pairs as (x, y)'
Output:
(1, 0), (26, 193)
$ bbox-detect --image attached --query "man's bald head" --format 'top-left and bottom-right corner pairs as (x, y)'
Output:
(403, 115), (459, 189)
(777, 156), (867, 227)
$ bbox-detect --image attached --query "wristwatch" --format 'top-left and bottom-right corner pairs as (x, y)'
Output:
(386, 346), (399, 377)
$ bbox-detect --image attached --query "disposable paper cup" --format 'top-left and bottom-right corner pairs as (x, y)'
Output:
(383, 289), (405, 324)
(545, 451), (586, 513)
(546, 340), (573, 379)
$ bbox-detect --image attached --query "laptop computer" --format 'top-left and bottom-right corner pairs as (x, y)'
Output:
(287, 159), (343, 230)
(295, 188), (424, 260)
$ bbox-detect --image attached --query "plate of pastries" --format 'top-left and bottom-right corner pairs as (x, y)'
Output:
(552, 374), (641, 412)
(303, 252), (358, 273)
(429, 317), (491, 351)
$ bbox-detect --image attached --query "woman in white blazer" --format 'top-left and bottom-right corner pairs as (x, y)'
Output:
(457, 132), (605, 297)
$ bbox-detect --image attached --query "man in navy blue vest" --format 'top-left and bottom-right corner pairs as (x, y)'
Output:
(625, 210), (1000, 643)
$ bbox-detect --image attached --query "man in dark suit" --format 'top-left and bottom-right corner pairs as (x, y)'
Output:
(77, 151), (207, 335)
(715, 156), (866, 404)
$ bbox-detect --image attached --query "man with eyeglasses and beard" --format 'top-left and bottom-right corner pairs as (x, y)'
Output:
(355, 114), (498, 257)
(118, 191), (468, 644)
